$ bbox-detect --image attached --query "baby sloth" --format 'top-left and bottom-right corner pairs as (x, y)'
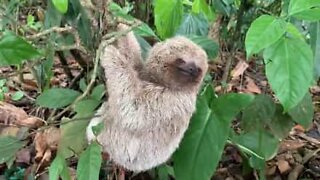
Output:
(87, 26), (208, 172)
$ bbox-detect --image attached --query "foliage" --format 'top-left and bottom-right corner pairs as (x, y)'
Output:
(174, 86), (254, 180)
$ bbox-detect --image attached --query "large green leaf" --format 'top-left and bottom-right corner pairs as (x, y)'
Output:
(52, 0), (68, 14)
(288, 92), (314, 128)
(292, 8), (320, 21)
(58, 117), (89, 158)
(0, 32), (40, 66)
(186, 35), (219, 59)
(76, 142), (102, 180)
(174, 86), (254, 180)
(288, 0), (320, 16)
(310, 21), (320, 78)
(232, 130), (279, 160)
(176, 13), (209, 36)
(0, 136), (24, 165)
(44, 0), (62, 29)
(134, 24), (159, 39)
(245, 15), (286, 58)
(241, 95), (276, 131)
(36, 88), (81, 108)
(49, 153), (71, 180)
(192, 0), (215, 21)
(269, 105), (294, 139)
(154, 0), (184, 39)
(263, 37), (314, 111)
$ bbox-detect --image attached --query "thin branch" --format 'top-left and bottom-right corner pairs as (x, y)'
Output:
(26, 26), (73, 40)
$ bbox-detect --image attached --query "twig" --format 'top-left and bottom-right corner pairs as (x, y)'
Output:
(55, 44), (87, 54)
(26, 26), (73, 39)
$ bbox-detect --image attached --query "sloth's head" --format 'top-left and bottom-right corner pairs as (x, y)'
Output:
(145, 36), (208, 90)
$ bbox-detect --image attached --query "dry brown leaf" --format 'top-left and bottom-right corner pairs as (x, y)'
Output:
(16, 148), (31, 164)
(279, 140), (305, 153)
(0, 102), (28, 124)
(244, 76), (261, 94)
(265, 165), (277, 176)
(34, 127), (61, 162)
(277, 159), (291, 174)
(16, 117), (44, 129)
(231, 60), (249, 79)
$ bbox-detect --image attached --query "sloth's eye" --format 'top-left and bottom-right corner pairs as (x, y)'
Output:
(175, 58), (185, 65)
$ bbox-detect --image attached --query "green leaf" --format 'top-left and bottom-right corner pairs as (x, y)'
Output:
(269, 105), (294, 139)
(310, 21), (320, 78)
(249, 156), (265, 170)
(67, 0), (93, 48)
(91, 84), (105, 101)
(157, 165), (175, 180)
(44, 0), (62, 28)
(192, 0), (215, 21)
(52, 0), (68, 14)
(154, 0), (184, 39)
(11, 91), (24, 101)
(49, 154), (71, 180)
(286, 22), (304, 40)
(241, 95), (276, 131)
(288, 0), (320, 16)
(74, 99), (100, 116)
(77, 142), (102, 180)
(176, 13), (209, 36)
(134, 24), (159, 39)
(288, 92), (314, 128)
(36, 88), (81, 108)
(109, 2), (134, 21)
(79, 78), (87, 92)
(58, 117), (89, 158)
(0, 79), (6, 87)
(186, 35), (219, 59)
(174, 86), (254, 180)
(0, 136), (24, 165)
(292, 8), (320, 21)
(232, 130), (279, 160)
(0, 32), (40, 66)
(245, 15), (286, 58)
(263, 37), (314, 111)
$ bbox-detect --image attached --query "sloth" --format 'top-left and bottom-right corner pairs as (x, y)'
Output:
(87, 25), (208, 172)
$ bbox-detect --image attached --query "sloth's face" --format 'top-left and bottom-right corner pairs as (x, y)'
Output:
(165, 53), (207, 89)
(146, 36), (208, 90)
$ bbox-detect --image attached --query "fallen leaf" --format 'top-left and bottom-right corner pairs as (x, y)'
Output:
(266, 165), (277, 176)
(16, 117), (44, 129)
(0, 102), (28, 124)
(16, 148), (31, 164)
(34, 127), (61, 162)
(277, 159), (291, 174)
(279, 140), (305, 153)
(231, 60), (249, 79)
(244, 77), (261, 94)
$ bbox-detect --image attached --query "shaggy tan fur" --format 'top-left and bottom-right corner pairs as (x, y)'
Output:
(87, 25), (208, 172)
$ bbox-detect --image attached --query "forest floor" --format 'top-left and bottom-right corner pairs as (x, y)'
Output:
(0, 48), (319, 180)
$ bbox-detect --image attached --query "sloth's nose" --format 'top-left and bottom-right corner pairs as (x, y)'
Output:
(178, 62), (201, 77)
